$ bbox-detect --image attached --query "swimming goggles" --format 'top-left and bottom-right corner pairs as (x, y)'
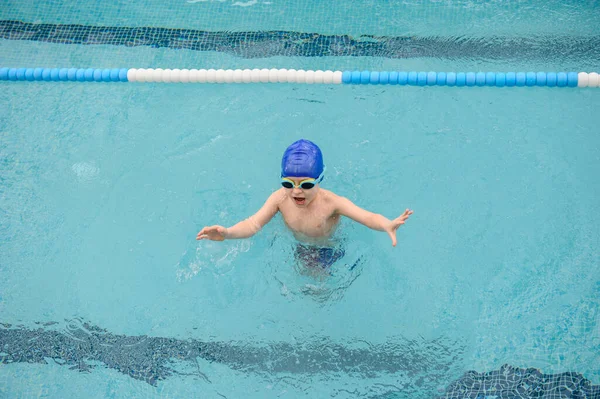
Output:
(280, 170), (324, 190)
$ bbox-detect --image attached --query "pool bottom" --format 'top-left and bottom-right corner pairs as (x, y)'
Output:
(0, 320), (461, 386)
(0, 321), (597, 398)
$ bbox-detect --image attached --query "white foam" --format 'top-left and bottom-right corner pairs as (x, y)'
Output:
(233, 0), (258, 6)
(72, 162), (99, 181)
(176, 240), (251, 281)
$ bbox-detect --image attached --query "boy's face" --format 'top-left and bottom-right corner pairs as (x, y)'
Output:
(282, 176), (319, 207)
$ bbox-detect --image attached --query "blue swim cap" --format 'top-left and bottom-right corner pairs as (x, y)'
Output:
(281, 139), (324, 179)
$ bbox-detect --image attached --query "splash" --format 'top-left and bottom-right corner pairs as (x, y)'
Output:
(176, 239), (251, 281)
(71, 162), (99, 182)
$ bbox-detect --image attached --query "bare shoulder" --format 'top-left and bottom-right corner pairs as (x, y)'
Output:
(320, 189), (360, 213)
(271, 187), (288, 197)
(318, 188), (344, 205)
(267, 188), (289, 208)
(269, 187), (288, 201)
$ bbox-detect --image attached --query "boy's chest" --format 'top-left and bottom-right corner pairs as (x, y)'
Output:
(280, 206), (339, 236)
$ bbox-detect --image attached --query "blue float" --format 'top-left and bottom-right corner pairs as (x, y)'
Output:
(546, 72), (557, 87)
(378, 71), (389, 85)
(417, 72), (427, 86)
(369, 71), (379, 84)
(506, 72), (516, 86)
(525, 72), (536, 86)
(0, 67), (8, 80)
(446, 72), (456, 86)
(101, 69), (111, 82)
(436, 72), (447, 86)
(495, 72), (506, 87)
(407, 72), (418, 85)
(516, 72), (526, 87)
(50, 68), (60, 81)
(388, 71), (398, 85)
(93, 69), (103, 82)
(535, 72), (546, 86)
(109, 69), (120, 82)
(360, 70), (370, 84)
(25, 68), (35, 81)
(119, 69), (128, 82)
(84, 68), (94, 81)
(456, 72), (466, 87)
(397, 71), (408, 85)
(426, 71), (436, 85)
(8, 68), (18, 81)
(485, 72), (495, 86)
(76, 69), (86, 81)
(33, 68), (43, 80)
(42, 68), (52, 81)
(342, 71), (351, 84)
(567, 72), (578, 87)
(465, 72), (475, 86)
(557, 72), (567, 87)
(351, 71), (361, 84)
(67, 68), (77, 81)
(475, 72), (486, 86)
(16, 68), (26, 81)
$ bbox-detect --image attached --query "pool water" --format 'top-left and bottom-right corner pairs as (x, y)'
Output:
(1, 1), (599, 398)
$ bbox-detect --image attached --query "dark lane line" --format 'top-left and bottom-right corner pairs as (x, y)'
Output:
(1, 320), (598, 399)
(1, 20), (599, 61)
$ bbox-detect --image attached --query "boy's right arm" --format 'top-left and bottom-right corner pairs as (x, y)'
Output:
(196, 190), (283, 241)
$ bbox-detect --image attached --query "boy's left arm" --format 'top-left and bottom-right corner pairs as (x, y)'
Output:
(334, 196), (413, 246)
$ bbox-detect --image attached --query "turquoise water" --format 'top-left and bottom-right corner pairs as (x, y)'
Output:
(2, 0), (599, 72)
(3, 0), (599, 35)
(1, 1), (600, 398)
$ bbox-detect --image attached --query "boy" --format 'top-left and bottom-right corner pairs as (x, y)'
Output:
(196, 139), (413, 267)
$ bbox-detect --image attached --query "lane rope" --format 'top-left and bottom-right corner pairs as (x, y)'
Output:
(1, 67), (598, 87)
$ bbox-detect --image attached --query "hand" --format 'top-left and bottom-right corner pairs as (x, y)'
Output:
(385, 209), (413, 247)
(196, 225), (227, 241)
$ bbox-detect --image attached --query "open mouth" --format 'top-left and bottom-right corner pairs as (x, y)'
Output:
(293, 197), (306, 205)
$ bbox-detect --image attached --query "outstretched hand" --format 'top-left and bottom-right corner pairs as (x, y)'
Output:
(385, 209), (413, 247)
(196, 225), (227, 241)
